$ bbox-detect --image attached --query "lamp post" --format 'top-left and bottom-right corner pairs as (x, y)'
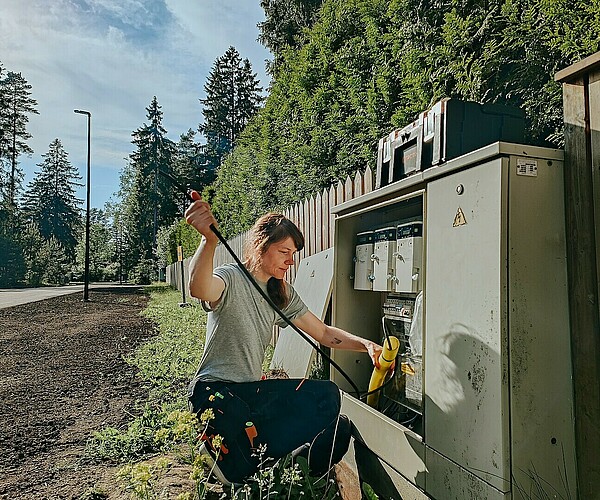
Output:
(74, 109), (91, 302)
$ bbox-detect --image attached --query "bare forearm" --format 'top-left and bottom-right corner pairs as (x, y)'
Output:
(322, 325), (374, 352)
(188, 237), (218, 300)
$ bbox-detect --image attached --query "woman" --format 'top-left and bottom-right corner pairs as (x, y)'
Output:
(185, 190), (382, 485)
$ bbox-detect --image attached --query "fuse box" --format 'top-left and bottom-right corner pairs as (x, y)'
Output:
(332, 143), (577, 500)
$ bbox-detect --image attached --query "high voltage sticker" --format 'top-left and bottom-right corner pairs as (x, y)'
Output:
(453, 207), (467, 227)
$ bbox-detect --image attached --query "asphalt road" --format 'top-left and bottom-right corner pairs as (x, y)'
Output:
(0, 283), (134, 309)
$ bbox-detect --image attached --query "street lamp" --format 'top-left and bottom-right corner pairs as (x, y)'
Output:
(74, 109), (91, 302)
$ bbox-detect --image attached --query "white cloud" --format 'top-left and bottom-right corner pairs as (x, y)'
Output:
(1, 0), (271, 209)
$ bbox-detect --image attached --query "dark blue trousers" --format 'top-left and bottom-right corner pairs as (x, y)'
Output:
(188, 378), (351, 484)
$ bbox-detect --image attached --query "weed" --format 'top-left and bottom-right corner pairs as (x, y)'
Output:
(118, 457), (171, 500)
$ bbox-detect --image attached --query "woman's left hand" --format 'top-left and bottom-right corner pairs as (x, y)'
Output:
(366, 341), (383, 369)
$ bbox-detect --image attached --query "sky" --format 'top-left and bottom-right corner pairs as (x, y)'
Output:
(1, 0), (271, 210)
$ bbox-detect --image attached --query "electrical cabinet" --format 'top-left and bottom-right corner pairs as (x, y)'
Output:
(331, 143), (577, 500)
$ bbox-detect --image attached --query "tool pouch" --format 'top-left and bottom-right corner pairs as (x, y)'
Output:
(189, 382), (258, 483)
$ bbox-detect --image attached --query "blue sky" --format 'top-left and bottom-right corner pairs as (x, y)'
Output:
(1, 0), (270, 210)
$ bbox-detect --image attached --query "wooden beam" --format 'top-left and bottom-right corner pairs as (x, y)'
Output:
(560, 70), (600, 498)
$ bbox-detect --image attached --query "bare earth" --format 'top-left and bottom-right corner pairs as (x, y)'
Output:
(0, 286), (156, 499)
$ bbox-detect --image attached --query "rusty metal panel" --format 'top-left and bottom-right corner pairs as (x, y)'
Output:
(425, 158), (511, 492)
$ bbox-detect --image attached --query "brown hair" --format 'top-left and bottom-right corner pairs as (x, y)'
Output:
(244, 213), (304, 308)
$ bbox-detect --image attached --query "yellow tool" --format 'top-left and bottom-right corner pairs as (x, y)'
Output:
(366, 336), (400, 407)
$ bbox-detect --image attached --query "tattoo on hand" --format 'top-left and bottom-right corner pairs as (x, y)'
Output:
(331, 337), (342, 345)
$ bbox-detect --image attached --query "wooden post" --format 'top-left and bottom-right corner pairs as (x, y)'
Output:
(556, 51), (600, 498)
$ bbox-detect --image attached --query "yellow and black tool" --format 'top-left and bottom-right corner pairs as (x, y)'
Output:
(366, 336), (400, 407)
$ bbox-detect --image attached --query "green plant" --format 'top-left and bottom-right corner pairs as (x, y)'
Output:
(118, 457), (171, 500)
(86, 403), (175, 462)
(87, 285), (342, 498)
(230, 452), (339, 499)
(362, 482), (379, 500)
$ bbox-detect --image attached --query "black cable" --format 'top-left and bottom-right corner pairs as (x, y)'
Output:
(157, 169), (398, 400)
(207, 222), (361, 397)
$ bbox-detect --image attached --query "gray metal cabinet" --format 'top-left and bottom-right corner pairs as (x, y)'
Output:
(332, 143), (577, 499)
(426, 155), (576, 498)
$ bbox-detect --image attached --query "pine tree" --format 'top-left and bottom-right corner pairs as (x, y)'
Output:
(124, 97), (177, 270)
(199, 47), (263, 178)
(22, 139), (82, 260)
(173, 129), (205, 197)
(1, 71), (39, 207)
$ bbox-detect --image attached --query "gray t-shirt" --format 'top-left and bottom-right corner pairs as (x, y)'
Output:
(193, 263), (308, 383)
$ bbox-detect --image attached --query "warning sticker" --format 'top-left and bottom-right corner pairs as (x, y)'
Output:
(453, 207), (467, 227)
(516, 158), (538, 177)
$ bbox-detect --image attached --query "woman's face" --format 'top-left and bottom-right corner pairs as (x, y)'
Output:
(259, 236), (297, 280)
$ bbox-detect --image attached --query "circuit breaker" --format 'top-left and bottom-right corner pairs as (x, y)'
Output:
(372, 227), (397, 292)
(353, 231), (374, 290)
(394, 222), (423, 293)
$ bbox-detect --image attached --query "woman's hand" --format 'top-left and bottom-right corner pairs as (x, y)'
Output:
(185, 190), (219, 244)
(366, 341), (384, 369)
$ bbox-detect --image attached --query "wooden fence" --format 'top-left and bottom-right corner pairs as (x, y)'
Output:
(166, 165), (374, 290)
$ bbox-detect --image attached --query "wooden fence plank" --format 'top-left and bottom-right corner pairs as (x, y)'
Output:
(302, 199), (309, 261)
(337, 180), (345, 205)
(329, 185), (337, 248)
(365, 165), (373, 193)
(345, 175), (353, 201)
(354, 171), (364, 198)
(322, 188), (330, 250)
(308, 195), (316, 256)
(315, 191), (323, 252)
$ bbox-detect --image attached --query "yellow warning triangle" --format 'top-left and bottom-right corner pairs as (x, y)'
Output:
(453, 207), (467, 227)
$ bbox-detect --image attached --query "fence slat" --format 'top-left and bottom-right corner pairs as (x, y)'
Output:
(321, 188), (330, 250)
(302, 199), (309, 261)
(315, 191), (323, 252)
(364, 165), (373, 193)
(168, 166), (375, 289)
(337, 180), (345, 205)
(354, 171), (364, 198)
(345, 175), (353, 201)
(329, 185), (337, 248)
(308, 196), (321, 255)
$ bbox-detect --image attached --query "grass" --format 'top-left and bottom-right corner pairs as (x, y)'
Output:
(85, 283), (342, 499)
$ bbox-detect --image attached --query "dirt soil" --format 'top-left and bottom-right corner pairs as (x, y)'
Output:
(0, 286), (157, 499)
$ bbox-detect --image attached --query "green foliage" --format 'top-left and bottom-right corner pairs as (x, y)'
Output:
(211, 0), (600, 236)
(16, 220), (71, 286)
(134, 284), (205, 394)
(121, 97), (179, 269)
(156, 219), (202, 267)
(199, 46), (263, 179)
(118, 458), (172, 500)
(22, 138), (83, 261)
(0, 233), (25, 286)
(87, 403), (175, 462)
(362, 482), (379, 499)
(78, 486), (108, 500)
(74, 208), (118, 281)
(258, 0), (324, 74)
(129, 259), (156, 285)
(0, 66), (39, 206)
